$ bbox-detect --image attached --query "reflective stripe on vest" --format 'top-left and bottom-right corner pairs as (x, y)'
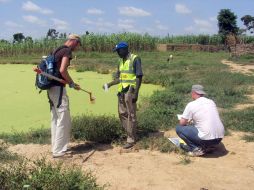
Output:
(118, 54), (137, 92)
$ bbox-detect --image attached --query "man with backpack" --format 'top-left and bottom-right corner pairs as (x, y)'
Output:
(47, 34), (81, 158)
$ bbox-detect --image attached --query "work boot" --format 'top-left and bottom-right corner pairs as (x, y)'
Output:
(122, 142), (134, 149)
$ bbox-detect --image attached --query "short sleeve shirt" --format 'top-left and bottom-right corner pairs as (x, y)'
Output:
(182, 97), (224, 140)
(53, 46), (72, 68)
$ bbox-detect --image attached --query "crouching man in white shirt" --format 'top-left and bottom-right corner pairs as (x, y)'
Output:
(176, 84), (225, 156)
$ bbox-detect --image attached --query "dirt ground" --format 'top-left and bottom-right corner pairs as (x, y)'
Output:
(7, 60), (254, 190)
(8, 130), (254, 190)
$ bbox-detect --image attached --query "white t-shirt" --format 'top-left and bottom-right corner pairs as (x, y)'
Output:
(182, 97), (224, 140)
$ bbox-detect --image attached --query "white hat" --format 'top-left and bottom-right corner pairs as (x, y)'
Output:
(192, 84), (206, 95)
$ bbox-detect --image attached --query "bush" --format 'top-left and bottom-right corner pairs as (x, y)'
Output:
(0, 141), (19, 163)
(72, 115), (123, 143)
(222, 107), (254, 132)
(0, 127), (50, 145)
(0, 158), (103, 190)
(138, 90), (184, 131)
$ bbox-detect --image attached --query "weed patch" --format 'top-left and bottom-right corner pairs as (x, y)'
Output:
(222, 107), (254, 132)
(0, 158), (103, 190)
(0, 142), (19, 163)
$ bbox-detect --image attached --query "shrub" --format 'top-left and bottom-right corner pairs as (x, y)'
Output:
(138, 89), (184, 131)
(0, 127), (50, 145)
(0, 141), (19, 163)
(222, 107), (254, 132)
(0, 158), (103, 190)
(72, 115), (123, 143)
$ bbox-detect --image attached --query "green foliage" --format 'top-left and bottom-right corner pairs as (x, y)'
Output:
(138, 90), (184, 131)
(71, 115), (123, 143)
(218, 9), (239, 36)
(0, 158), (103, 190)
(0, 127), (50, 145)
(242, 134), (254, 142)
(137, 136), (179, 153)
(222, 107), (254, 132)
(0, 141), (19, 163)
(241, 15), (254, 34)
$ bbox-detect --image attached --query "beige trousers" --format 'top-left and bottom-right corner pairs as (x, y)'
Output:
(47, 86), (71, 154)
(118, 90), (137, 143)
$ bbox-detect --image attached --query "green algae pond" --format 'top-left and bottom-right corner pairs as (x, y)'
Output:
(0, 64), (162, 133)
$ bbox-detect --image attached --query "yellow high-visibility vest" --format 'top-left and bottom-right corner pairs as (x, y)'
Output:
(118, 53), (137, 92)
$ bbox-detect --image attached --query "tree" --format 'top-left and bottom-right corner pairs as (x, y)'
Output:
(13, 33), (25, 43)
(217, 9), (239, 36)
(46, 29), (59, 39)
(25, 36), (33, 43)
(241, 15), (254, 34)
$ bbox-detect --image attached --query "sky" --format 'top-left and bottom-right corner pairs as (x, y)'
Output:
(0, 0), (253, 40)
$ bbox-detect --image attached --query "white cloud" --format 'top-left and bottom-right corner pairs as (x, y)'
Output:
(81, 17), (114, 28)
(119, 6), (151, 17)
(87, 8), (104, 15)
(175, 4), (191, 14)
(51, 18), (69, 30)
(118, 19), (135, 30)
(23, 15), (47, 26)
(155, 20), (168, 31)
(5, 21), (23, 28)
(22, 1), (53, 15)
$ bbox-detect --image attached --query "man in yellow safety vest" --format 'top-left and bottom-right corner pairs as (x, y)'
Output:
(103, 41), (143, 149)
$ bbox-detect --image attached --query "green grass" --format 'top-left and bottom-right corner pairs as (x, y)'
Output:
(222, 107), (254, 132)
(242, 134), (254, 142)
(0, 141), (19, 163)
(229, 54), (254, 65)
(0, 64), (162, 133)
(0, 157), (104, 190)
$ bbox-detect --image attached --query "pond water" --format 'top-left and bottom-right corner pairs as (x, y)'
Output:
(0, 64), (163, 133)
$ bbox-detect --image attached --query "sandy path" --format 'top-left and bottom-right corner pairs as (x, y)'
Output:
(221, 59), (254, 75)
(8, 130), (254, 190)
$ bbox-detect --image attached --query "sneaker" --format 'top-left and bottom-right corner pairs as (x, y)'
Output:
(188, 148), (205, 157)
(53, 152), (65, 158)
(122, 142), (134, 149)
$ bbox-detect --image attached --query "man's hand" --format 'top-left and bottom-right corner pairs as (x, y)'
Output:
(73, 83), (80, 90)
(69, 82), (80, 90)
(102, 83), (109, 91)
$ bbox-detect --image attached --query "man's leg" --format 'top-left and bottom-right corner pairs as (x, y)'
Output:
(201, 138), (222, 151)
(50, 107), (57, 153)
(176, 125), (202, 151)
(118, 93), (128, 132)
(124, 90), (137, 144)
(48, 87), (71, 156)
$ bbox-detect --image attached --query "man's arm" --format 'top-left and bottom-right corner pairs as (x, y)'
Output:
(132, 76), (142, 103)
(103, 67), (120, 89)
(132, 56), (143, 103)
(59, 56), (80, 90)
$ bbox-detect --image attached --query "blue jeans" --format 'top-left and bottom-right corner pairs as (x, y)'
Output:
(176, 125), (222, 152)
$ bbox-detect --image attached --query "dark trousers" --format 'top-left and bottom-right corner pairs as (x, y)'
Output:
(176, 125), (222, 151)
(118, 90), (137, 143)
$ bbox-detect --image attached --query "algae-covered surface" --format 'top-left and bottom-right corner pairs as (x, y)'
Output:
(0, 64), (162, 133)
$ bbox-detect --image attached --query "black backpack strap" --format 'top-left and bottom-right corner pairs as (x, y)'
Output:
(47, 91), (54, 111)
(56, 86), (64, 108)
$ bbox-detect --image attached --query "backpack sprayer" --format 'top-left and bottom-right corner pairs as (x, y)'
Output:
(33, 68), (96, 103)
